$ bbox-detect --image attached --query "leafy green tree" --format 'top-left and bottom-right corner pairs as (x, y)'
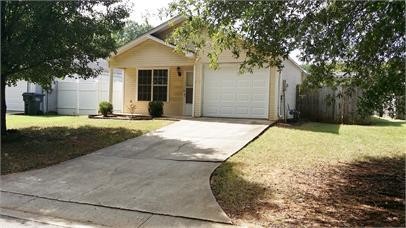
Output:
(114, 20), (153, 46)
(1, 1), (129, 135)
(298, 1), (405, 118)
(168, 0), (405, 117)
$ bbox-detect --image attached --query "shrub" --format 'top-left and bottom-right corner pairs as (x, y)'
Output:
(99, 101), (113, 117)
(127, 100), (137, 115)
(148, 101), (164, 117)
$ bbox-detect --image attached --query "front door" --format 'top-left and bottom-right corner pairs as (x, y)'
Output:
(183, 71), (194, 116)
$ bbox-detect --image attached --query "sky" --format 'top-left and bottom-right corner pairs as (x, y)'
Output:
(127, 0), (173, 26)
(127, 0), (303, 64)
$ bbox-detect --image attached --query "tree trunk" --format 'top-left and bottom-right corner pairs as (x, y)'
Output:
(1, 75), (6, 135)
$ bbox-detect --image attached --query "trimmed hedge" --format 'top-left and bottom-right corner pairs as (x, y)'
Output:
(148, 101), (163, 117)
(99, 101), (113, 117)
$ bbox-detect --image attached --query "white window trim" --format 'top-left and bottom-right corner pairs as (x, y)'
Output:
(184, 70), (194, 102)
(136, 68), (170, 102)
(183, 70), (194, 116)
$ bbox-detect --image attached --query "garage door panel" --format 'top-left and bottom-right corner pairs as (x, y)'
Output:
(237, 80), (251, 88)
(252, 108), (267, 116)
(220, 106), (233, 114)
(235, 107), (249, 115)
(253, 88), (268, 94)
(203, 64), (269, 119)
(221, 94), (234, 102)
(204, 106), (218, 115)
(221, 79), (234, 87)
(252, 94), (267, 101)
(253, 80), (267, 88)
(238, 94), (250, 102)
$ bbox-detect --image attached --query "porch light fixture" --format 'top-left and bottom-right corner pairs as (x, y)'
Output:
(177, 66), (181, 77)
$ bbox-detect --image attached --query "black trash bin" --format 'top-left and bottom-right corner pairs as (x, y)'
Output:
(22, 93), (44, 115)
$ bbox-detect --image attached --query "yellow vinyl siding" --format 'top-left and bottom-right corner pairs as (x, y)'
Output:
(110, 40), (194, 68)
(199, 48), (247, 64)
(123, 66), (193, 116)
(111, 33), (280, 120)
(123, 68), (137, 114)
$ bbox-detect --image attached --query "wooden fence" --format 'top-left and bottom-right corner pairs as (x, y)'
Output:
(296, 86), (370, 124)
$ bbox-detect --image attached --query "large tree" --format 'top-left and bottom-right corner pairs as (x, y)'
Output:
(168, 0), (405, 118)
(1, 1), (129, 135)
(114, 20), (153, 47)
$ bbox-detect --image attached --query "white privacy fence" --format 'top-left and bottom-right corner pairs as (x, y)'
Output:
(56, 70), (123, 115)
(6, 69), (123, 115)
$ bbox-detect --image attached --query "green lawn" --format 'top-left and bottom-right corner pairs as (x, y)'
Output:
(211, 118), (406, 227)
(1, 114), (172, 174)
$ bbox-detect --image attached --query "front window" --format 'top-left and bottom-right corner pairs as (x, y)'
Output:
(137, 69), (168, 102)
(138, 70), (152, 101)
(153, 69), (168, 101)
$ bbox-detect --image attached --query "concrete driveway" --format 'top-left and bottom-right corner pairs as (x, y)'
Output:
(1, 119), (270, 227)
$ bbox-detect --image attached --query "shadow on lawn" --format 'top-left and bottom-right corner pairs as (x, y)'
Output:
(1, 126), (143, 174)
(211, 162), (273, 220)
(213, 156), (405, 226)
(292, 155), (405, 226)
(369, 117), (406, 127)
(282, 117), (404, 135)
(8, 113), (61, 118)
(324, 155), (405, 226)
(287, 121), (341, 134)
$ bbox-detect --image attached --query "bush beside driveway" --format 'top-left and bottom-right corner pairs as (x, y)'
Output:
(211, 118), (406, 227)
(1, 114), (172, 174)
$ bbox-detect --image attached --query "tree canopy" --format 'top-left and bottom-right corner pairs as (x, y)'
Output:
(168, 0), (405, 117)
(1, 1), (129, 134)
(114, 20), (153, 47)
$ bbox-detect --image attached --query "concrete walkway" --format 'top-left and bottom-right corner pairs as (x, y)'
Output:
(1, 119), (270, 227)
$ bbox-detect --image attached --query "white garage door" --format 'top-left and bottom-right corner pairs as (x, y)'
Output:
(203, 64), (270, 118)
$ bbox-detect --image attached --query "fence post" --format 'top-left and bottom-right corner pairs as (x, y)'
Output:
(96, 78), (100, 114)
(76, 79), (80, 115)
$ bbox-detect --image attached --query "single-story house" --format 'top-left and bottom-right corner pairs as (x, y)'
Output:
(109, 16), (307, 120)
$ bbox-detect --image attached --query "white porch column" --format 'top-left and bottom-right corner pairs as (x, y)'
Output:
(193, 61), (203, 117)
(108, 68), (114, 103)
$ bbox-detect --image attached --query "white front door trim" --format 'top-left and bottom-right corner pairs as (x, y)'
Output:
(183, 70), (194, 116)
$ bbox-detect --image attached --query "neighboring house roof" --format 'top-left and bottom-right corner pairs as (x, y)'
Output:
(111, 15), (307, 74)
(287, 56), (307, 74)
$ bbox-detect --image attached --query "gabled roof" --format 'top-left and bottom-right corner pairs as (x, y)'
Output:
(287, 56), (308, 74)
(114, 35), (176, 56)
(111, 15), (186, 58)
(111, 15), (309, 74)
